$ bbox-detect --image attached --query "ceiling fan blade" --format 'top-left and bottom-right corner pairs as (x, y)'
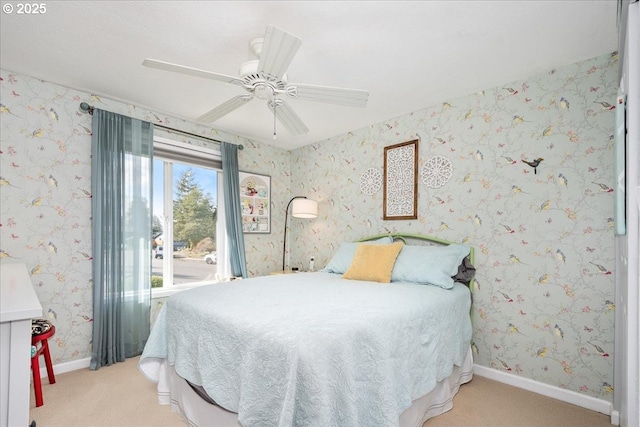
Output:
(258, 25), (302, 78)
(286, 83), (369, 108)
(267, 100), (309, 136)
(198, 95), (253, 122)
(143, 59), (243, 85)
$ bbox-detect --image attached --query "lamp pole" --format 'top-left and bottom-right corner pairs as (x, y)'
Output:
(283, 196), (307, 271)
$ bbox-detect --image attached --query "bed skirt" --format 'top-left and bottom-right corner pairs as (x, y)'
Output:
(147, 347), (473, 427)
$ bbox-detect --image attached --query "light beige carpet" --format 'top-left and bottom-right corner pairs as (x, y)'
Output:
(30, 356), (613, 427)
(424, 375), (613, 427)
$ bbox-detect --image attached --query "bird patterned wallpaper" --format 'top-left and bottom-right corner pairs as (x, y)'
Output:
(288, 52), (618, 402)
(0, 50), (617, 404)
(0, 69), (293, 366)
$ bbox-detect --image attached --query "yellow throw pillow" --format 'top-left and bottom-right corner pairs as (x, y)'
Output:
(343, 242), (403, 283)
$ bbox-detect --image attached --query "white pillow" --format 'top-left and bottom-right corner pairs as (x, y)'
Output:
(391, 244), (470, 289)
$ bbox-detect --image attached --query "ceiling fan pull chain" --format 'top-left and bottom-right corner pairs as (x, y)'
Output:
(273, 100), (277, 140)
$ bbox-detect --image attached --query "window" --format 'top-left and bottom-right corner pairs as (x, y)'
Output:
(151, 137), (227, 296)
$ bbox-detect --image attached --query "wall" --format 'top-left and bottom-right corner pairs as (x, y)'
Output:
(290, 52), (618, 402)
(0, 70), (289, 366)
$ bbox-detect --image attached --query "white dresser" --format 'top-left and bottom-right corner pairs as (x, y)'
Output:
(0, 262), (42, 427)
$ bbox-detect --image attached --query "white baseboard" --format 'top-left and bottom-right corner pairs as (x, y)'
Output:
(611, 410), (620, 425)
(35, 356), (91, 379)
(473, 364), (617, 425)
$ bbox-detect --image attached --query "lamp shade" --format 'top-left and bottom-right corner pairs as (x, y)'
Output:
(291, 198), (318, 218)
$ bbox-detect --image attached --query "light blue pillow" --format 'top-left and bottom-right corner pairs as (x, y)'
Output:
(322, 236), (393, 274)
(391, 244), (471, 289)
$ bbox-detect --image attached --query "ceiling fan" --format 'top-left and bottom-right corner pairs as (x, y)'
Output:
(143, 25), (369, 138)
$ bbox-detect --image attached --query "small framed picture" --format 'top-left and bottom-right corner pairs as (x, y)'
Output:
(239, 171), (271, 233)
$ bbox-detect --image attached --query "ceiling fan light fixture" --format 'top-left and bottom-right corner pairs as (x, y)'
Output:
(254, 83), (274, 100)
(144, 24), (368, 139)
(240, 60), (288, 98)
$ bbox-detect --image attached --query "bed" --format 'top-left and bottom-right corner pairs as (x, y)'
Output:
(139, 233), (475, 427)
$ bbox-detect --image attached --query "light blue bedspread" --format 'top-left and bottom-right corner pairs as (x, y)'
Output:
(139, 272), (472, 427)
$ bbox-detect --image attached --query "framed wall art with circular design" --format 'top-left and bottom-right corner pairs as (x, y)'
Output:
(421, 155), (452, 189)
(360, 168), (382, 195)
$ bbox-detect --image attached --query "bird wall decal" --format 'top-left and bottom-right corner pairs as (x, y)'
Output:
(554, 323), (564, 340)
(587, 341), (609, 357)
(522, 157), (544, 174)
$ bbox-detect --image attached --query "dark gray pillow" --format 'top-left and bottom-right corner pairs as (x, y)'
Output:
(452, 256), (476, 286)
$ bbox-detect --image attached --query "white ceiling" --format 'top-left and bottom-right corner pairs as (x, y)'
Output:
(0, 1), (619, 150)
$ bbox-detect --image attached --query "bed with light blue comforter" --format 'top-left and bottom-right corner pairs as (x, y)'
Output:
(139, 272), (472, 427)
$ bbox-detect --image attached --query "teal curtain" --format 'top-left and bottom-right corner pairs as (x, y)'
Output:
(90, 109), (153, 370)
(221, 142), (247, 278)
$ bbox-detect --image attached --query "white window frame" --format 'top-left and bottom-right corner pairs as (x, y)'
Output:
(152, 136), (229, 298)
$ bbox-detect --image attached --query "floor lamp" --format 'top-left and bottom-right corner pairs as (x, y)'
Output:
(283, 196), (318, 271)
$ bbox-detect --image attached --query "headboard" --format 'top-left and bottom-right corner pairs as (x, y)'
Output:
(357, 233), (476, 292)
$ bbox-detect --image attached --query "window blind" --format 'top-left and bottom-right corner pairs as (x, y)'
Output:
(153, 137), (222, 170)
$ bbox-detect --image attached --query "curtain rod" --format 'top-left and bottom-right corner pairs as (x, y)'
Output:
(79, 102), (243, 150)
